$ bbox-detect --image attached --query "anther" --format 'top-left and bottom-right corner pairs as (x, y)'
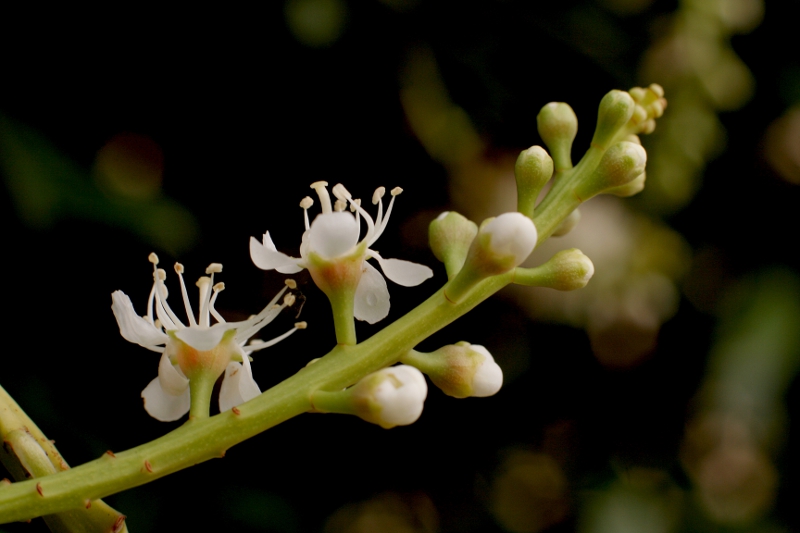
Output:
(156, 269), (167, 281)
(295, 321), (308, 329)
(206, 263), (223, 274)
(310, 180), (329, 189)
(154, 319), (162, 330)
(144, 460), (153, 473)
(148, 253), (159, 265)
(372, 187), (386, 204)
(285, 279), (297, 289)
(332, 183), (350, 199)
(213, 282), (225, 292)
(391, 187), (403, 196)
(284, 294), (296, 307)
(174, 263), (184, 274)
(36, 483), (43, 496)
(334, 199), (347, 212)
(300, 196), (314, 209)
(105, 450), (116, 458)
(232, 407), (241, 415)
(350, 198), (361, 212)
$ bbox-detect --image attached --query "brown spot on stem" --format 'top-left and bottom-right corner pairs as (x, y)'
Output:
(144, 460), (153, 473)
(84, 500), (91, 509)
(105, 450), (116, 458)
(1, 478), (10, 486)
(113, 515), (127, 533)
(232, 407), (241, 415)
(36, 483), (43, 496)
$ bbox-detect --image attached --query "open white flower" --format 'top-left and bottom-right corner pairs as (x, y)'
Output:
(112, 253), (303, 421)
(250, 181), (433, 323)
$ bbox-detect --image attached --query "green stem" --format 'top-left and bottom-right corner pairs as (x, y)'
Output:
(0, 272), (514, 523)
(329, 290), (357, 345)
(188, 374), (215, 420)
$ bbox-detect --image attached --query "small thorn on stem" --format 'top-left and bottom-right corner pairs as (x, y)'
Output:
(85, 500), (92, 509)
(36, 482), (43, 497)
(105, 450), (116, 458)
(144, 460), (153, 473)
(232, 407), (241, 415)
(1, 478), (10, 486)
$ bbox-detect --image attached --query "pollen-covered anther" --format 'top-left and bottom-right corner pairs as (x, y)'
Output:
(391, 187), (403, 196)
(372, 186), (386, 204)
(349, 198), (361, 212)
(213, 282), (225, 292)
(295, 321), (308, 329)
(156, 269), (167, 281)
(299, 196), (314, 209)
(248, 339), (265, 346)
(148, 253), (159, 265)
(284, 294), (296, 307)
(285, 279), (297, 289)
(332, 183), (351, 200)
(310, 180), (329, 189)
(206, 263), (223, 274)
(174, 263), (184, 274)
(334, 199), (347, 212)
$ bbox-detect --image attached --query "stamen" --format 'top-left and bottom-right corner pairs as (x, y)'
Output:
(283, 294), (296, 307)
(333, 183), (375, 242)
(245, 326), (303, 352)
(295, 321), (308, 329)
(369, 186), (402, 246)
(233, 286), (290, 342)
(209, 283), (225, 324)
(300, 196), (314, 230)
(310, 181), (332, 214)
(349, 198), (361, 212)
(196, 277), (212, 327)
(334, 199), (347, 212)
(154, 319), (163, 331)
(206, 263), (223, 274)
(372, 187), (386, 205)
(148, 253), (159, 265)
(391, 187), (403, 196)
(146, 284), (156, 324)
(175, 263), (198, 327)
(156, 269), (167, 281)
(285, 279), (297, 289)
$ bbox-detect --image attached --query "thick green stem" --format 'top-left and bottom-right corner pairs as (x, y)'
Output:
(0, 272), (513, 523)
(188, 373), (215, 420)
(329, 290), (357, 345)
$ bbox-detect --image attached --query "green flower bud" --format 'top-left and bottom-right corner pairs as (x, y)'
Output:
(591, 90), (636, 149)
(514, 248), (594, 291)
(574, 141), (646, 201)
(515, 146), (554, 218)
(606, 172), (646, 197)
(537, 103), (578, 171)
(429, 211), (479, 279)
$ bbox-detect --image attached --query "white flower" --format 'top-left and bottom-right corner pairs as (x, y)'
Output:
(111, 253), (302, 421)
(480, 212), (538, 269)
(250, 181), (433, 324)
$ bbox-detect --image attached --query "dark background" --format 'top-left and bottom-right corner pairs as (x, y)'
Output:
(1, 1), (798, 531)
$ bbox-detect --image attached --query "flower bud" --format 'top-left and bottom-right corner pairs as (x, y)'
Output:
(537, 103), (578, 171)
(514, 248), (594, 291)
(311, 365), (428, 429)
(591, 90), (636, 149)
(515, 146), (554, 217)
(403, 342), (503, 398)
(350, 365), (428, 429)
(429, 211), (479, 278)
(574, 141), (646, 201)
(477, 213), (538, 273)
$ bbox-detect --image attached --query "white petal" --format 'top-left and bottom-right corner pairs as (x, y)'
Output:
(308, 212), (360, 259)
(111, 291), (168, 349)
(481, 212), (538, 267)
(373, 365), (428, 427)
(250, 234), (303, 273)
(157, 352), (189, 396)
(141, 373), (190, 422)
(353, 262), (390, 324)
(373, 254), (433, 287)
(174, 322), (235, 351)
(468, 345), (503, 397)
(219, 360), (261, 412)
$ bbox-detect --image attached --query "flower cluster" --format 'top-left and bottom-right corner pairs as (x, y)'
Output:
(112, 254), (302, 421)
